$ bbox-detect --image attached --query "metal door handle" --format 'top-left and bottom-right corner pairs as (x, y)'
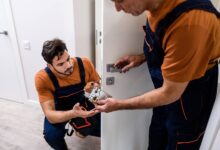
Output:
(107, 64), (121, 73)
(0, 30), (8, 35)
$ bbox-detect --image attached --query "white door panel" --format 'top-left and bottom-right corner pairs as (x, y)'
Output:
(101, 1), (153, 99)
(211, 127), (220, 150)
(102, 110), (151, 150)
(212, 0), (220, 9)
(96, 0), (153, 150)
(200, 91), (220, 150)
(0, 0), (26, 102)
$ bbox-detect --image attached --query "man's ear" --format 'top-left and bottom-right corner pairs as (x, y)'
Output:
(47, 63), (53, 69)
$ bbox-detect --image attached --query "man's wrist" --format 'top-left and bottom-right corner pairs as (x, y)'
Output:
(69, 109), (77, 118)
(115, 100), (124, 111)
(140, 53), (146, 63)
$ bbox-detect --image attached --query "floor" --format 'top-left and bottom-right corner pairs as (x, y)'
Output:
(0, 99), (100, 150)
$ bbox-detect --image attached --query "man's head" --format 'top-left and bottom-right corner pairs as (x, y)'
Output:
(42, 38), (73, 76)
(111, 0), (162, 16)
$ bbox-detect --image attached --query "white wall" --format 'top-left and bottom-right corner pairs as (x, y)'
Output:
(73, 0), (96, 63)
(10, 0), (76, 101)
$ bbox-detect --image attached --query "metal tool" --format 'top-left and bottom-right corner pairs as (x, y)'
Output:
(88, 87), (111, 103)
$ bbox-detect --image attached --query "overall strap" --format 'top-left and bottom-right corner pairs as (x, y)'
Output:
(76, 57), (86, 85)
(44, 67), (60, 89)
(156, 0), (220, 40)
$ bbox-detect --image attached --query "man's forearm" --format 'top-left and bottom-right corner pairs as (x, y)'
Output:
(139, 53), (146, 64)
(116, 87), (180, 110)
(46, 109), (77, 124)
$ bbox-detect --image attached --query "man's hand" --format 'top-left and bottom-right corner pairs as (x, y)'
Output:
(95, 98), (119, 113)
(72, 103), (99, 118)
(114, 53), (146, 73)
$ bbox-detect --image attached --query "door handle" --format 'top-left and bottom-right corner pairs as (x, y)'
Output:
(107, 64), (121, 73)
(0, 30), (8, 36)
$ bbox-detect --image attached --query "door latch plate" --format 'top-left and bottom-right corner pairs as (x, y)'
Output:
(106, 77), (115, 85)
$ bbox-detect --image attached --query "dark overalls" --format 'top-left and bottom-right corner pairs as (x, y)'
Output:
(143, 1), (220, 150)
(43, 57), (100, 150)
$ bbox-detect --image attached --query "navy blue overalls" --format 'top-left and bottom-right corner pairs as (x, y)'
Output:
(143, 0), (220, 150)
(43, 57), (100, 150)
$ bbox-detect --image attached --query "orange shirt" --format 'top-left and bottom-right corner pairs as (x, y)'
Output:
(35, 57), (100, 103)
(147, 0), (220, 82)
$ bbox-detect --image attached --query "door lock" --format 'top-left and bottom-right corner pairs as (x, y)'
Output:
(106, 77), (115, 85)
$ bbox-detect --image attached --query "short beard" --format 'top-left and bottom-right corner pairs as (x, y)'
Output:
(52, 66), (73, 76)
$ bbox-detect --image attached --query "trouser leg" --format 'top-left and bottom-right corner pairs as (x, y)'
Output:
(43, 118), (68, 150)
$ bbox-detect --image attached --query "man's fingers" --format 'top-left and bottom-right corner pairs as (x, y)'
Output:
(93, 82), (100, 87)
(74, 102), (80, 106)
(114, 59), (124, 67)
(114, 57), (128, 69)
(96, 99), (108, 105)
(121, 63), (133, 72)
(84, 109), (100, 118)
(73, 103), (80, 109)
(95, 105), (106, 112)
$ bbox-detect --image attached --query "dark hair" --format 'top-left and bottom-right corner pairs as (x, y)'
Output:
(41, 38), (68, 64)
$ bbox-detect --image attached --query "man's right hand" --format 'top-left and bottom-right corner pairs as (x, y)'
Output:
(72, 103), (98, 118)
(114, 53), (146, 73)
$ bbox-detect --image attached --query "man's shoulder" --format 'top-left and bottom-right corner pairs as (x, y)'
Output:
(178, 7), (218, 27)
(35, 68), (50, 83)
(72, 57), (91, 62)
(72, 57), (93, 67)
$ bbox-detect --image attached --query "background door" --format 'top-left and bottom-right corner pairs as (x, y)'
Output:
(96, 0), (153, 150)
(0, 0), (26, 102)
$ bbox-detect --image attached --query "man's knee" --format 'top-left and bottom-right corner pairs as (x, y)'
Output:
(43, 126), (66, 141)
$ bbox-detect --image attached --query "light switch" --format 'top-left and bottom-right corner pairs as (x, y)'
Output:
(23, 40), (31, 50)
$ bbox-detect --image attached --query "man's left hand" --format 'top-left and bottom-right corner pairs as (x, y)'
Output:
(95, 98), (119, 113)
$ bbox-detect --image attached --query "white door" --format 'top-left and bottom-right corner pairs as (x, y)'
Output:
(200, 92), (220, 150)
(0, 0), (26, 102)
(211, 126), (220, 150)
(96, 0), (153, 150)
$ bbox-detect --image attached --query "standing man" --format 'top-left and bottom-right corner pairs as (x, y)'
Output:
(35, 38), (100, 150)
(96, 0), (220, 149)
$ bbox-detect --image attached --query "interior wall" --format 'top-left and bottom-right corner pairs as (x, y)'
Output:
(73, 0), (96, 63)
(10, 0), (76, 101)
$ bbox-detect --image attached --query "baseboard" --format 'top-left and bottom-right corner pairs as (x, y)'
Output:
(23, 99), (41, 108)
